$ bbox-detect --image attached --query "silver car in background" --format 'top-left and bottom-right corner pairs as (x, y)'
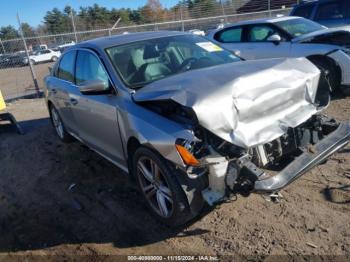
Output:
(207, 16), (350, 94)
(44, 31), (350, 226)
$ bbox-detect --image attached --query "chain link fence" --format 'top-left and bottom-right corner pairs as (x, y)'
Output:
(0, 4), (294, 101)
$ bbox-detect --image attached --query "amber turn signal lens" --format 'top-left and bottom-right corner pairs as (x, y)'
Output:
(175, 144), (200, 166)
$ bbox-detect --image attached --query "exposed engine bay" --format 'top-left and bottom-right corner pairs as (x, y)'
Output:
(176, 114), (340, 204)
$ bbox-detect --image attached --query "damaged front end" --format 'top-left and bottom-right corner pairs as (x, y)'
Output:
(133, 57), (350, 206)
(174, 116), (350, 205)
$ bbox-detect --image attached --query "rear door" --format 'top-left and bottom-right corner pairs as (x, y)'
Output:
(69, 49), (125, 165)
(46, 50), (78, 132)
(213, 26), (248, 57)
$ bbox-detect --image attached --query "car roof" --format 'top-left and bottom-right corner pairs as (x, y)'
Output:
(220, 16), (302, 29)
(76, 31), (188, 50)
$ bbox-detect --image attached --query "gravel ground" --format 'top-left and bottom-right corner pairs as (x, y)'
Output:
(0, 97), (349, 260)
(0, 63), (52, 100)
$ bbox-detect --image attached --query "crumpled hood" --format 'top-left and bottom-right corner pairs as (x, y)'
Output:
(293, 28), (350, 46)
(133, 58), (321, 148)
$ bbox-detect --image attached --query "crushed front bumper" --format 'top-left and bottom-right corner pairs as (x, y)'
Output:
(254, 122), (350, 193)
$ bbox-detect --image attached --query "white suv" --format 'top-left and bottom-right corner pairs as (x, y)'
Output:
(24, 49), (61, 65)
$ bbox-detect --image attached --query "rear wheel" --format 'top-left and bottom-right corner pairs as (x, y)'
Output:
(51, 56), (58, 62)
(49, 104), (72, 143)
(133, 147), (193, 226)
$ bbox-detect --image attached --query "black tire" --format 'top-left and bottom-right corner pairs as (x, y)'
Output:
(133, 146), (193, 226)
(51, 56), (58, 62)
(308, 56), (341, 94)
(49, 104), (72, 143)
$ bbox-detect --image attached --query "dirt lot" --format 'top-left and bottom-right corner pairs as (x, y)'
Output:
(0, 97), (350, 260)
(0, 63), (52, 100)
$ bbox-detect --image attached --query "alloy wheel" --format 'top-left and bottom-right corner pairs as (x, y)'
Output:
(51, 107), (64, 139)
(137, 156), (174, 218)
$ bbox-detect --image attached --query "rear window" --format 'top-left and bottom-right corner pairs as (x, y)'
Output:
(293, 4), (314, 18)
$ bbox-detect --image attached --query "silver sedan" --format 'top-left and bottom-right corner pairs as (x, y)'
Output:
(45, 31), (350, 226)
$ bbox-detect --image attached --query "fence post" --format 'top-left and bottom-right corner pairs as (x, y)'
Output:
(180, 3), (185, 32)
(109, 18), (121, 36)
(17, 13), (40, 98)
(70, 11), (78, 43)
(0, 38), (5, 54)
(220, 0), (227, 22)
(268, 0), (272, 17)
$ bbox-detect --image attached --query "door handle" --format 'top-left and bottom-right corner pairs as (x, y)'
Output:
(70, 98), (78, 105)
(51, 89), (57, 94)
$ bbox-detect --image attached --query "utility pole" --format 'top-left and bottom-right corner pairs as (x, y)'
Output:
(268, 0), (272, 17)
(70, 10), (78, 43)
(0, 38), (5, 54)
(17, 13), (40, 98)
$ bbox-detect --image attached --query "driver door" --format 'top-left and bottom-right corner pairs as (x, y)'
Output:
(242, 24), (291, 60)
(69, 49), (125, 166)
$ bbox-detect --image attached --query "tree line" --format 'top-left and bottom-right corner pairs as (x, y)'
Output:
(0, 0), (224, 39)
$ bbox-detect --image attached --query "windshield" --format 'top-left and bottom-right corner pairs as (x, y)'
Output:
(106, 34), (240, 89)
(275, 18), (325, 38)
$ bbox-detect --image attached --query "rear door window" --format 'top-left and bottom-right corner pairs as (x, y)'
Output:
(215, 27), (243, 43)
(57, 50), (76, 82)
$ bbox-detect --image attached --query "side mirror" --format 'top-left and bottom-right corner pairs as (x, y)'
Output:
(267, 34), (282, 45)
(78, 79), (110, 95)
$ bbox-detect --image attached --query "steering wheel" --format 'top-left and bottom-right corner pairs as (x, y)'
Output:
(178, 57), (198, 72)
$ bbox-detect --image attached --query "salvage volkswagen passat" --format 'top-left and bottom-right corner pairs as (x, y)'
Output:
(44, 31), (350, 226)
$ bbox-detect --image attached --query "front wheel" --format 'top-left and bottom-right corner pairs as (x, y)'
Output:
(51, 56), (58, 62)
(29, 59), (35, 65)
(133, 147), (193, 226)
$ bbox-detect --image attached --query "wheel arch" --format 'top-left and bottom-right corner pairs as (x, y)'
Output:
(307, 54), (342, 86)
(126, 136), (141, 173)
(47, 99), (53, 108)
